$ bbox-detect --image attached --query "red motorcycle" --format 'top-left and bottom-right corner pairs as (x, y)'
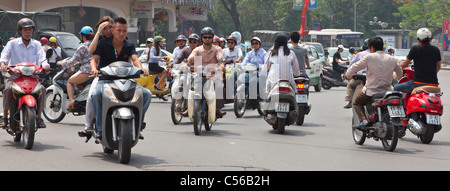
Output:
(1, 62), (44, 149)
(398, 66), (443, 144)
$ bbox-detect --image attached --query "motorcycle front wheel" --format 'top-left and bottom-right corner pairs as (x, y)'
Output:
(233, 93), (247, 118)
(170, 99), (183, 125)
(352, 117), (366, 145)
(43, 90), (66, 123)
(23, 106), (36, 150)
(118, 119), (132, 164)
(193, 99), (203, 135)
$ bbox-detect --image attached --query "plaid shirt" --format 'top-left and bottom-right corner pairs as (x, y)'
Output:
(62, 40), (92, 74)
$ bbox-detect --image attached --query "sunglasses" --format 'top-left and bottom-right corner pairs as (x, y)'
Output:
(251, 43), (260, 45)
(202, 36), (213, 39)
(189, 41), (197, 44)
(227, 41), (235, 44)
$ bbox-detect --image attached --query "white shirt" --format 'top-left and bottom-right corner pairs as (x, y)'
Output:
(170, 45), (188, 62)
(222, 46), (243, 62)
(48, 46), (62, 63)
(0, 37), (49, 68)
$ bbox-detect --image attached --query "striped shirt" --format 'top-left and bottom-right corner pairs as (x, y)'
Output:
(263, 47), (301, 91)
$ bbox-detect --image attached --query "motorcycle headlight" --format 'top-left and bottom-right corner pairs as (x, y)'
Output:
(18, 66), (36, 76)
(103, 85), (119, 103)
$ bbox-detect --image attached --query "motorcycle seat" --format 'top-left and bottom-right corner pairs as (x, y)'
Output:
(371, 93), (385, 101)
(412, 86), (441, 95)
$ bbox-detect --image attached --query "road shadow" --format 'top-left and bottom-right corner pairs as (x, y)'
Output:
(84, 151), (167, 169)
(2, 140), (69, 152)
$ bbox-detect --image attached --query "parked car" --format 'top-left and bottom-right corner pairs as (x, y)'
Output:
(36, 31), (80, 59)
(394, 49), (410, 63)
(304, 42), (327, 66)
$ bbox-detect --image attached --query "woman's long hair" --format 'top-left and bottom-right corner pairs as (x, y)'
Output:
(154, 42), (161, 56)
(271, 41), (290, 56)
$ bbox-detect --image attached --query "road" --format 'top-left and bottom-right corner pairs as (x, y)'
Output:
(0, 71), (450, 171)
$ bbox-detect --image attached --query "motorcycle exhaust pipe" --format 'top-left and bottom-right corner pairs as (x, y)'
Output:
(407, 118), (424, 134)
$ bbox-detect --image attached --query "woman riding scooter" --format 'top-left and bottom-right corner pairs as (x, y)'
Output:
(148, 36), (169, 94)
(57, 26), (95, 110)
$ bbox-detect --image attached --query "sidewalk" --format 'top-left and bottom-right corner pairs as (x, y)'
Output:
(442, 63), (450, 70)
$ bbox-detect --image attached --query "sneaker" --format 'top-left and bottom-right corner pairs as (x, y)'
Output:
(355, 120), (368, 131)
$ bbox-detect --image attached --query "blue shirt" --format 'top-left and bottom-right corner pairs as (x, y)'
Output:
(242, 48), (267, 67)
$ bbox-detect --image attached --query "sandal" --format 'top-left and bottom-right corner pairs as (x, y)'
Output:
(66, 101), (75, 111)
(154, 84), (162, 91)
(38, 118), (46, 128)
(0, 118), (8, 127)
(78, 130), (92, 137)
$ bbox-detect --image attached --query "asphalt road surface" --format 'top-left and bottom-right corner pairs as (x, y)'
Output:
(1, 71), (450, 171)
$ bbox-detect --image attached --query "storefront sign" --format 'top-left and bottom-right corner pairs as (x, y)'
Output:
(179, 5), (208, 21)
(131, 2), (153, 19)
(444, 19), (450, 56)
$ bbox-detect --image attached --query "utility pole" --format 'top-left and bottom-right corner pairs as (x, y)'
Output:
(354, 0), (356, 31)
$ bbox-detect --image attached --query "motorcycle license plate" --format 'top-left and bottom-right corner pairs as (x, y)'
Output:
(275, 103), (290, 112)
(296, 94), (308, 103)
(387, 106), (405, 117)
(426, 114), (441, 125)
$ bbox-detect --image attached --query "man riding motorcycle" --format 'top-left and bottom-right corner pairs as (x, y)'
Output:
(0, 18), (50, 128)
(394, 28), (441, 93)
(344, 37), (403, 130)
(187, 27), (227, 117)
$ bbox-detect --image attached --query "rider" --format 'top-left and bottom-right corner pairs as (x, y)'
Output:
(222, 35), (243, 64)
(343, 39), (370, 109)
(173, 33), (200, 66)
(187, 27), (227, 118)
(289, 31), (311, 78)
(90, 17), (151, 139)
(148, 36), (169, 92)
(262, 33), (301, 94)
(57, 26), (95, 111)
(0, 18), (51, 128)
(241, 36), (268, 98)
(332, 45), (348, 75)
(394, 28), (441, 93)
(48, 37), (62, 68)
(344, 37), (403, 130)
(170, 35), (188, 64)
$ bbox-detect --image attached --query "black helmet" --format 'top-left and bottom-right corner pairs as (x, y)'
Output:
(17, 18), (35, 30)
(200, 27), (214, 36)
(274, 33), (288, 43)
(188, 33), (200, 41)
(175, 35), (187, 42)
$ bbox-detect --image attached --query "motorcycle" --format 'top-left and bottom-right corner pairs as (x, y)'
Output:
(134, 61), (171, 101)
(263, 80), (298, 134)
(0, 62), (45, 149)
(294, 76), (311, 126)
(81, 61), (145, 164)
(187, 65), (218, 135)
(322, 66), (348, 90)
(170, 64), (194, 124)
(351, 74), (404, 152)
(398, 66), (443, 144)
(43, 58), (93, 123)
(234, 62), (264, 118)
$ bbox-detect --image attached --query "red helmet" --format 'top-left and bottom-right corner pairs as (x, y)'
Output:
(227, 35), (237, 43)
(213, 36), (220, 42)
(40, 37), (48, 45)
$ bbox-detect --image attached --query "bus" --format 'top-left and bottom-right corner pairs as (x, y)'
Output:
(252, 30), (289, 51)
(304, 29), (364, 49)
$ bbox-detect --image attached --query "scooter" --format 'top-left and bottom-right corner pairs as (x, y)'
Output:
(322, 66), (348, 90)
(170, 64), (194, 124)
(43, 58), (93, 123)
(294, 76), (311, 126)
(1, 62), (45, 149)
(398, 66), (443, 144)
(351, 74), (404, 152)
(234, 62), (264, 118)
(134, 62), (171, 101)
(187, 65), (218, 135)
(263, 80), (298, 134)
(82, 61), (145, 164)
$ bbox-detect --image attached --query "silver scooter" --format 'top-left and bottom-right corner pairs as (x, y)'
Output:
(43, 58), (93, 123)
(86, 61), (145, 164)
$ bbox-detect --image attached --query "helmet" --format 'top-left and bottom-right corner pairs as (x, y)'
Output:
(146, 38), (154, 43)
(349, 47), (355, 54)
(417, 28), (432, 41)
(200, 27), (214, 36)
(274, 33), (288, 43)
(226, 35), (237, 43)
(213, 35), (220, 42)
(231, 31), (242, 44)
(250, 37), (262, 44)
(188, 33), (200, 41)
(17, 18), (35, 30)
(154, 36), (165, 43)
(337, 45), (345, 49)
(175, 35), (187, 42)
(79, 26), (94, 35)
(362, 38), (369, 50)
(49, 37), (57, 43)
(40, 37), (48, 45)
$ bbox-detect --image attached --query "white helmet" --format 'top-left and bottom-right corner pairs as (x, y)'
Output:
(337, 45), (345, 49)
(417, 28), (432, 41)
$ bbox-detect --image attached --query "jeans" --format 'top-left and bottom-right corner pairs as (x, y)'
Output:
(92, 80), (152, 132)
(394, 80), (421, 93)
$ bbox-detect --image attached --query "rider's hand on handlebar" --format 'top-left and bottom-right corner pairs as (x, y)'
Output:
(43, 65), (51, 72)
(91, 68), (99, 77)
(142, 68), (149, 76)
(0, 62), (7, 72)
